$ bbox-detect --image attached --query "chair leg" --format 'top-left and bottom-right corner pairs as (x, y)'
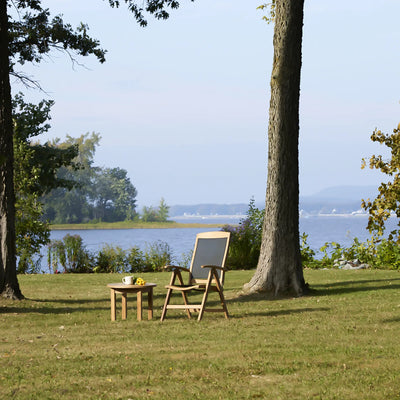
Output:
(180, 290), (192, 319)
(214, 271), (229, 319)
(197, 272), (213, 321)
(161, 270), (179, 321)
(217, 287), (229, 319)
(197, 291), (209, 321)
(160, 288), (172, 321)
(176, 270), (191, 319)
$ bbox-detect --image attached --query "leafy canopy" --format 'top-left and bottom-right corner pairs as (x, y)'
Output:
(362, 123), (400, 242)
(13, 94), (79, 273)
(107, 0), (191, 27)
(8, 0), (106, 88)
(41, 134), (138, 224)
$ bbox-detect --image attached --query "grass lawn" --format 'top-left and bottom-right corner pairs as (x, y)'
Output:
(1, 269), (400, 399)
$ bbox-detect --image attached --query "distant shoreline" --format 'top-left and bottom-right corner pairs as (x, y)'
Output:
(50, 221), (227, 230)
(301, 213), (369, 218)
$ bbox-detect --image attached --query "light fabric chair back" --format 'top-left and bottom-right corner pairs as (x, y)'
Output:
(190, 231), (230, 282)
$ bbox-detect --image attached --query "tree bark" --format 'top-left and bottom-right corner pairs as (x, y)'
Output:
(244, 0), (307, 296)
(0, 1), (23, 299)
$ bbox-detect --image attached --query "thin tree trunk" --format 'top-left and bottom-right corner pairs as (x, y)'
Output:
(0, 1), (23, 299)
(244, 0), (307, 296)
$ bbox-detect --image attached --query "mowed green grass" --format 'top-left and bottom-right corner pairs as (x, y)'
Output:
(1, 269), (400, 399)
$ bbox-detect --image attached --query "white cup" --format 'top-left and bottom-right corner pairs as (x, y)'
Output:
(122, 276), (134, 285)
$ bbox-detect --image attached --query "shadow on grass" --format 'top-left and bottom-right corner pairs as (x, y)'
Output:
(382, 317), (400, 323)
(0, 291), (169, 316)
(311, 277), (400, 288)
(226, 277), (400, 301)
(0, 297), (111, 315)
(31, 298), (107, 304)
(309, 277), (400, 297)
(0, 305), (110, 315)
(159, 304), (330, 320)
(228, 306), (330, 318)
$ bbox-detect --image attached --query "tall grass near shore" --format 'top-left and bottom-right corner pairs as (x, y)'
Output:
(1, 270), (400, 399)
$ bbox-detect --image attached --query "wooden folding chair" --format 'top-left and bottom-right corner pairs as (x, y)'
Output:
(160, 231), (230, 321)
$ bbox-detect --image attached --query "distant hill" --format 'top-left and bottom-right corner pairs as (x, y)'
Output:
(169, 186), (378, 217)
(299, 185), (378, 215)
(305, 185), (378, 201)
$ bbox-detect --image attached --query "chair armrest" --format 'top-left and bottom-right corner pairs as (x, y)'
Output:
(164, 265), (191, 273)
(200, 265), (226, 272)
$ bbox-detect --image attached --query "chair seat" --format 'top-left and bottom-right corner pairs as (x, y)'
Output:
(165, 284), (200, 291)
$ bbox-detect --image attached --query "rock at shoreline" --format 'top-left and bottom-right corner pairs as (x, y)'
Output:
(334, 257), (371, 270)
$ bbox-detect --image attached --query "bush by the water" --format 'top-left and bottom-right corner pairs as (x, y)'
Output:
(47, 235), (94, 273)
(221, 198), (263, 270)
(47, 234), (175, 274)
(306, 236), (400, 270)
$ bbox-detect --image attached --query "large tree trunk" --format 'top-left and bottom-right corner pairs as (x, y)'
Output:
(0, 2), (23, 299)
(244, 0), (307, 296)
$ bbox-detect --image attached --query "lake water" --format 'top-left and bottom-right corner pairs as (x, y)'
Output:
(41, 214), (399, 273)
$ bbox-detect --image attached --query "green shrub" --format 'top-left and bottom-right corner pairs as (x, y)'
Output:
(221, 198), (263, 270)
(178, 249), (193, 269)
(311, 237), (400, 270)
(126, 246), (145, 273)
(300, 233), (321, 269)
(338, 237), (376, 266)
(47, 234), (94, 273)
(47, 239), (66, 273)
(95, 244), (128, 273)
(142, 241), (173, 272)
(18, 252), (43, 274)
(47, 236), (174, 274)
(318, 241), (344, 268)
(371, 238), (400, 269)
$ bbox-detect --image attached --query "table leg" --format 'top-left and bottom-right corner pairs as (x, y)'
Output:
(148, 287), (153, 320)
(110, 289), (116, 321)
(121, 292), (127, 320)
(137, 290), (142, 321)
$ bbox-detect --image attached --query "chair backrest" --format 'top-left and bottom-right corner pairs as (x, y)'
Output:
(189, 231), (230, 283)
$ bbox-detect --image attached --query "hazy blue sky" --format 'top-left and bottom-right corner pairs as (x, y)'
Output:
(12, 0), (400, 207)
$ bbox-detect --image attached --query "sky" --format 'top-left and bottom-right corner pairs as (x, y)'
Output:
(11, 0), (400, 207)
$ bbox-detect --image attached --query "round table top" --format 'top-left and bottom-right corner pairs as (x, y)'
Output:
(107, 282), (157, 289)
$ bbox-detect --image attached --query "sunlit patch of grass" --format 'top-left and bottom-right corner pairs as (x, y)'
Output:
(1, 270), (400, 399)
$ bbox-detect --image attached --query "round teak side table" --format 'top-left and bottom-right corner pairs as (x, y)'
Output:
(107, 283), (157, 321)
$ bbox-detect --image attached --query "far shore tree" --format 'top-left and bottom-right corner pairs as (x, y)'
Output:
(244, 0), (308, 296)
(41, 133), (138, 224)
(141, 198), (170, 222)
(157, 197), (170, 222)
